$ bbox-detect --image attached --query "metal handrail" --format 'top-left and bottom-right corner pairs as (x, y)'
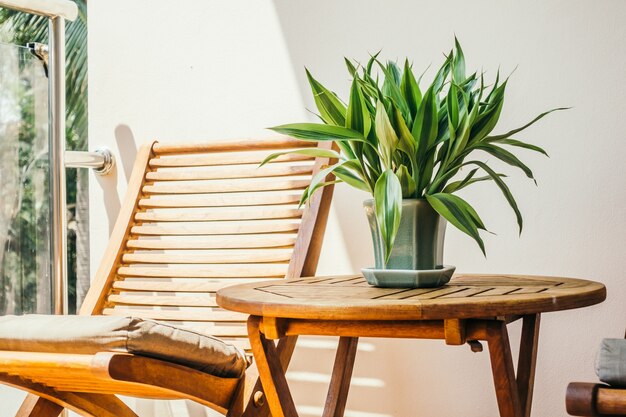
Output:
(65, 148), (114, 175)
(0, 0), (79, 315)
(0, 0), (77, 20)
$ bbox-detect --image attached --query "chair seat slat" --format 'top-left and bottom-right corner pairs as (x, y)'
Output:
(138, 192), (302, 208)
(127, 234), (296, 249)
(149, 152), (312, 168)
(146, 163), (314, 181)
(135, 206), (303, 222)
(111, 279), (265, 292)
(130, 220), (300, 236)
(143, 178), (309, 194)
(152, 137), (315, 154)
(122, 249), (293, 264)
(108, 294), (219, 308)
(117, 264), (288, 278)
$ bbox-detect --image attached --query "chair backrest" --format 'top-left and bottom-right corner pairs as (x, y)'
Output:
(79, 137), (334, 351)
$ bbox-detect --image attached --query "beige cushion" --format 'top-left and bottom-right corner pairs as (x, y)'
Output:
(0, 315), (247, 378)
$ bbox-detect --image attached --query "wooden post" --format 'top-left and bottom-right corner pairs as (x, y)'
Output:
(487, 321), (523, 417)
(248, 316), (299, 417)
(516, 314), (540, 417)
(323, 337), (359, 417)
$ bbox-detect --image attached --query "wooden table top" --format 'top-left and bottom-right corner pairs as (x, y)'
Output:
(217, 274), (606, 321)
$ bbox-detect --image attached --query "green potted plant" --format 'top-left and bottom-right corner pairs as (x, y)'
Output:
(263, 39), (564, 288)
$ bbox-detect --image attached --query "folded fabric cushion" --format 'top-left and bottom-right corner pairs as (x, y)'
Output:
(0, 315), (247, 378)
(596, 338), (626, 387)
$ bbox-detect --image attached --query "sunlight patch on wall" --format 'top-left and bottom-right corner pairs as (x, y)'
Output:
(297, 337), (376, 352)
(287, 371), (384, 388)
(297, 405), (392, 417)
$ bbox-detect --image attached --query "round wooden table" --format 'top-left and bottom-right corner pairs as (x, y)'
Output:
(217, 274), (606, 417)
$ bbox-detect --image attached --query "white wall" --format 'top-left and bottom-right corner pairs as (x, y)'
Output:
(7, 1), (615, 416)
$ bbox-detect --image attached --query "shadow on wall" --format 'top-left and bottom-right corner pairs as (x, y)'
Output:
(332, 186), (374, 271)
(95, 124), (138, 234)
(95, 158), (120, 234)
(115, 124), (138, 182)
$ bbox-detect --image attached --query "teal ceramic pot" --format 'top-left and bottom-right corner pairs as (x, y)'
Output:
(363, 198), (447, 270)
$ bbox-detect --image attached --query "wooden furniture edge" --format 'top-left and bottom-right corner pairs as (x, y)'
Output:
(152, 136), (315, 154)
(567, 383), (626, 416)
(285, 141), (335, 279)
(79, 141), (156, 315)
(216, 276), (606, 321)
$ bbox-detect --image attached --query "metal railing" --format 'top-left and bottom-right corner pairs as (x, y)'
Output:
(0, 0), (80, 315)
(65, 148), (114, 175)
(0, 0), (77, 20)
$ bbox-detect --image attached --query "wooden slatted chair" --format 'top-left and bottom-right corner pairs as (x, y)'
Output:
(0, 137), (335, 417)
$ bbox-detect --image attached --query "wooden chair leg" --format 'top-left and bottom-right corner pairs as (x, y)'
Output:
(237, 335), (299, 417)
(323, 337), (359, 417)
(486, 321), (523, 417)
(247, 316), (299, 417)
(1, 374), (137, 417)
(16, 394), (64, 417)
(516, 314), (540, 417)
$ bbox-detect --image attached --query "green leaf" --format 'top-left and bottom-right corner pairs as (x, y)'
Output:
(443, 173), (504, 193)
(301, 160), (348, 206)
(452, 37), (466, 83)
(447, 83), (460, 130)
(380, 62), (411, 123)
(433, 54), (452, 93)
(260, 147), (341, 166)
(400, 59), (422, 119)
(366, 51), (381, 76)
(471, 82), (506, 141)
(428, 164), (463, 194)
(305, 68), (347, 126)
(426, 193), (486, 254)
(386, 61), (402, 85)
(494, 138), (549, 157)
(412, 86), (438, 161)
(419, 155), (436, 195)
(344, 58), (357, 76)
(465, 161), (524, 233)
(346, 78), (372, 137)
(299, 180), (340, 206)
(396, 165), (416, 197)
(335, 140), (357, 160)
(486, 107), (569, 141)
(334, 166), (372, 192)
(393, 106), (417, 161)
(269, 123), (366, 142)
(374, 169), (403, 264)
(441, 168), (478, 193)
(375, 101), (399, 167)
(358, 77), (383, 106)
(476, 143), (535, 181)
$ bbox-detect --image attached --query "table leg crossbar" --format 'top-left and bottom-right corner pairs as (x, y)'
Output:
(247, 313), (541, 417)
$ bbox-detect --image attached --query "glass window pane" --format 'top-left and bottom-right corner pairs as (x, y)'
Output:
(0, 42), (51, 314)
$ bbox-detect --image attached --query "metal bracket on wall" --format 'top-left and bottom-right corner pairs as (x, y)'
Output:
(65, 148), (115, 175)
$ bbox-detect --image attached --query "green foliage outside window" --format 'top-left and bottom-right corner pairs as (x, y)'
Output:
(0, 1), (87, 313)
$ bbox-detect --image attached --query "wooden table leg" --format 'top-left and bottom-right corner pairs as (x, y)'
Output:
(516, 314), (540, 417)
(248, 316), (299, 417)
(323, 337), (359, 417)
(240, 335), (298, 417)
(487, 320), (523, 417)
